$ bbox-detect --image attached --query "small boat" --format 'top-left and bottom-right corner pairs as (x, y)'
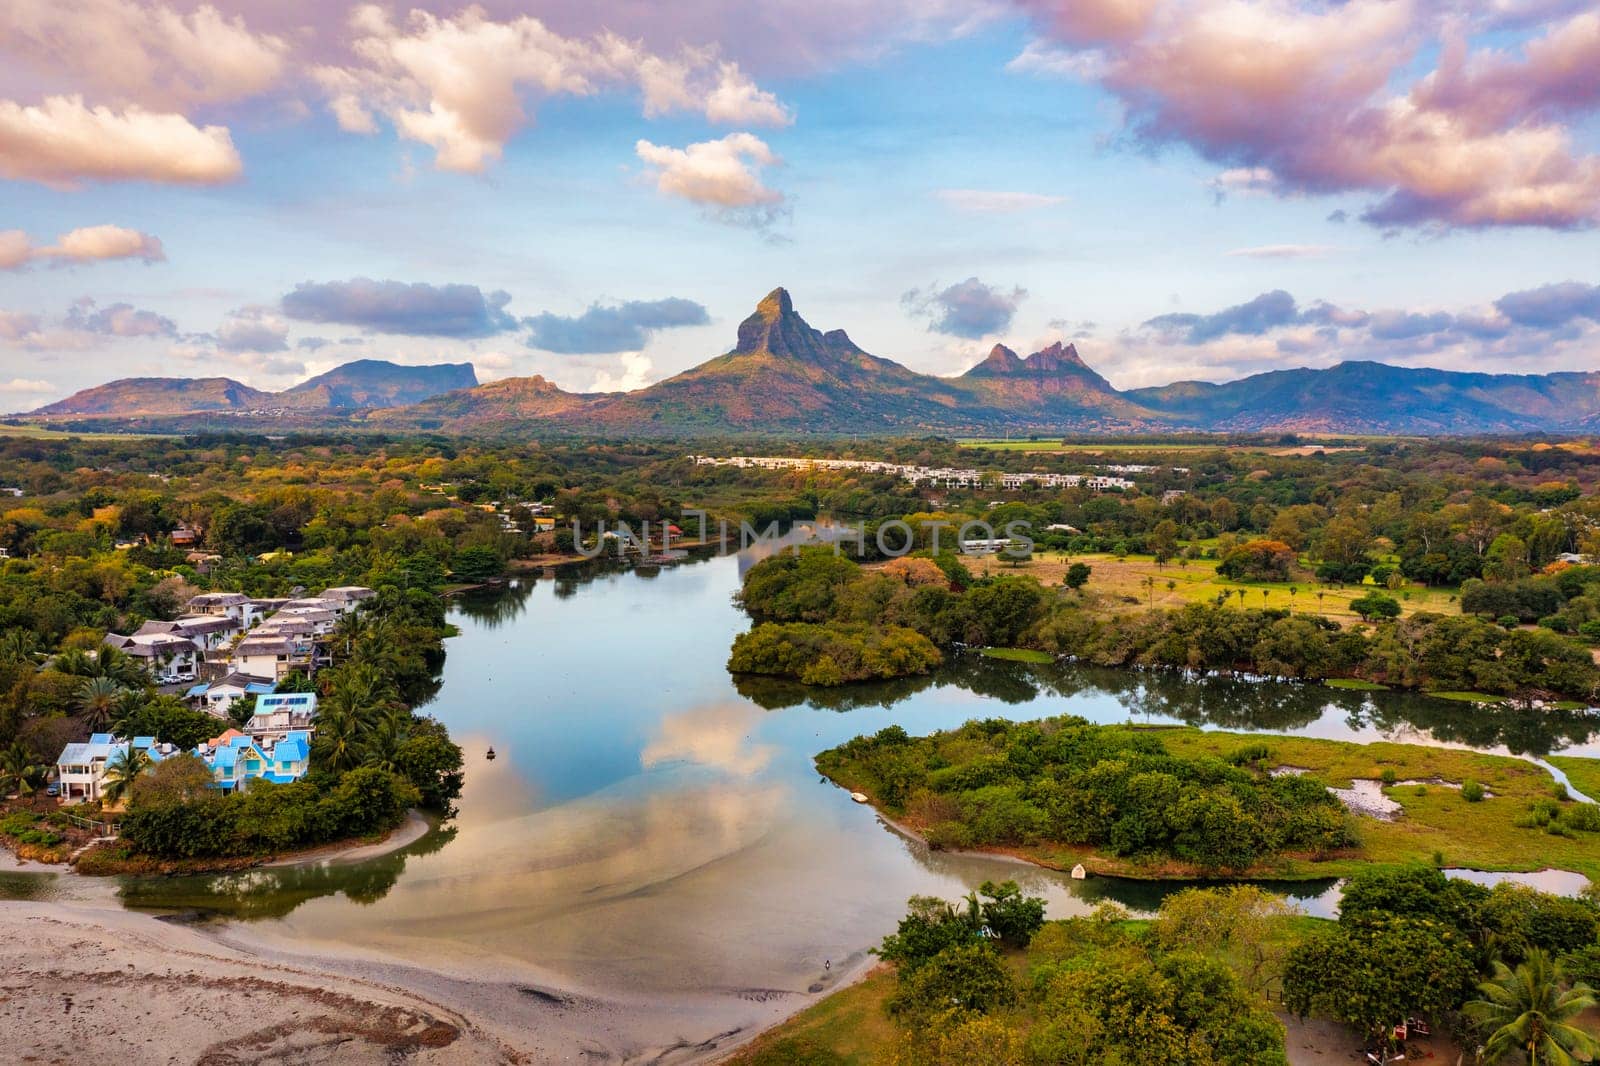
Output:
(1070, 863), (1087, 880)
(849, 792), (869, 804)
(486, 747), (497, 761)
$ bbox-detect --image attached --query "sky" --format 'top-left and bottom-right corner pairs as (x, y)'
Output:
(2, 0), (1599, 410)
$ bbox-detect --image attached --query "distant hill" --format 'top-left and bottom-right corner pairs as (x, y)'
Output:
(31, 377), (275, 417)
(29, 360), (478, 419)
(24, 291), (1600, 435)
(1128, 361), (1600, 434)
(282, 360), (477, 409)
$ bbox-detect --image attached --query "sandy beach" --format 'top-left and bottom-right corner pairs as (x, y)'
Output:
(0, 894), (867, 1064)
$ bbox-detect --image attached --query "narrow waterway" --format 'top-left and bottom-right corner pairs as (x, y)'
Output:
(13, 550), (1600, 1001)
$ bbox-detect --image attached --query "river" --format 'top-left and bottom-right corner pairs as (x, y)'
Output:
(8, 548), (1600, 1010)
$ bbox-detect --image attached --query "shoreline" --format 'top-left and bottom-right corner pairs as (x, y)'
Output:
(0, 807), (435, 878)
(0, 893), (879, 1065)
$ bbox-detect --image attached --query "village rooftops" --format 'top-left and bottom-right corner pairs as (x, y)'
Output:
(320, 586), (376, 603)
(186, 592), (252, 610)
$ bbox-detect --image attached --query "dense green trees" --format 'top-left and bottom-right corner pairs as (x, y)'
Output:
(819, 717), (1355, 871)
(875, 887), (1291, 1065)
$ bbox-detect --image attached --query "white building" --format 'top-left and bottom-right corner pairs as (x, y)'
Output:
(186, 672), (276, 718)
(103, 632), (200, 684)
(54, 734), (170, 805)
(244, 691), (318, 739)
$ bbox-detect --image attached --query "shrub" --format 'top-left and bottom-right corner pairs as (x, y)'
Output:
(1561, 803), (1600, 832)
(1461, 780), (1485, 803)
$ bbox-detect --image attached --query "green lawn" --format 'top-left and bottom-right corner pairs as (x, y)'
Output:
(729, 966), (898, 1066)
(967, 550), (1461, 623)
(980, 647), (1055, 663)
(1326, 678), (1390, 691)
(0, 423), (165, 440)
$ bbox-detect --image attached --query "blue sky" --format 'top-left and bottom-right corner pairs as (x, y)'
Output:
(2, 0), (1598, 409)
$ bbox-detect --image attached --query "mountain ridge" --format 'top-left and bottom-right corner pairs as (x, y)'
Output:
(30, 360), (479, 418)
(25, 289), (1600, 435)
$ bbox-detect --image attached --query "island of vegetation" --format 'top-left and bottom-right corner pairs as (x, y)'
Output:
(817, 715), (1600, 881)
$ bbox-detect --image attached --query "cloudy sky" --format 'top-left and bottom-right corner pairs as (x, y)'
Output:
(2, 0), (1599, 409)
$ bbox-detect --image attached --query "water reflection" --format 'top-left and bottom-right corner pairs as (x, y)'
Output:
(11, 551), (1594, 998)
(117, 825), (458, 920)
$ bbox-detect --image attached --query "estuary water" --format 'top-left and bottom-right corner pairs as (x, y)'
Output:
(16, 548), (1600, 1002)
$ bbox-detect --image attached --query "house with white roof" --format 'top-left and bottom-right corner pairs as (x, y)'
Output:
(184, 592), (263, 628)
(320, 586), (376, 612)
(103, 632), (200, 684)
(244, 691), (317, 739)
(54, 734), (169, 805)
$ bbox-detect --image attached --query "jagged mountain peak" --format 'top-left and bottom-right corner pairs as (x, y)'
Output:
(735, 286), (829, 358)
(1024, 341), (1088, 372)
(968, 344), (1025, 375)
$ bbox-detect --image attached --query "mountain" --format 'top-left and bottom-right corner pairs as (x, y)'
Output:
(30, 377), (276, 417)
(281, 360), (477, 409)
(29, 360), (478, 419)
(24, 290), (1600, 435)
(961, 340), (1157, 422)
(380, 289), (1160, 434)
(1129, 362), (1600, 434)
(373, 374), (591, 430)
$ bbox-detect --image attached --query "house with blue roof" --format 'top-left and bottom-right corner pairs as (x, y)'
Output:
(53, 734), (171, 805)
(187, 672), (276, 719)
(194, 729), (312, 792)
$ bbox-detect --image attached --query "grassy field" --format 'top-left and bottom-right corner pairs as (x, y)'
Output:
(1549, 756), (1600, 803)
(957, 439), (1227, 454)
(965, 550), (1461, 623)
(0, 423), (165, 440)
(729, 966), (899, 1066)
(979, 647), (1055, 663)
(825, 726), (1600, 883)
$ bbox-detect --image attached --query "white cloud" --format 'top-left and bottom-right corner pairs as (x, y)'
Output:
(0, 224), (165, 270)
(704, 62), (794, 125)
(635, 133), (785, 226)
(0, 378), (55, 395)
(1226, 244), (1339, 259)
(4, 0), (286, 110)
(315, 6), (792, 173)
(589, 351), (656, 392)
(936, 188), (1067, 213)
(0, 96), (241, 186)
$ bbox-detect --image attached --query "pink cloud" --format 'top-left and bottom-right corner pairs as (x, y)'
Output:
(1015, 0), (1600, 229)
(314, 6), (792, 173)
(0, 95), (241, 186)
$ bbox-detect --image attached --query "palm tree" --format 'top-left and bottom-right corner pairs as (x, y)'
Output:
(54, 645), (144, 687)
(1465, 950), (1600, 1065)
(77, 676), (126, 732)
(0, 742), (44, 797)
(0, 629), (41, 666)
(100, 743), (154, 808)
(360, 707), (412, 772)
(316, 703), (362, 773)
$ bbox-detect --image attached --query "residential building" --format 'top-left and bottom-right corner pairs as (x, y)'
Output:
(186, 673), (276, 718)
(244, 691), (317, 739)
(103, 632), (200, 684)
(54, 734), (169, 805)
(185, 592), (263, 628)
(194, 729), (312, 791)
(231, 635), (313, 680)
(320, 586), (376, 612)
